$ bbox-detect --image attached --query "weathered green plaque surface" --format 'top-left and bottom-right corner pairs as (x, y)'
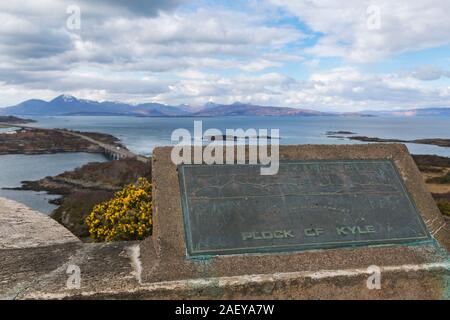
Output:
(178, 160), (430, 257)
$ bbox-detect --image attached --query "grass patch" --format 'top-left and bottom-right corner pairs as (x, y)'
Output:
(418, 165), (443, 173)
(412, 155), (450, 168)
(426, 172), (450, 184)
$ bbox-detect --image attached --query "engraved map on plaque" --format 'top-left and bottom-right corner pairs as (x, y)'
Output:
(178, 160), (430, 257)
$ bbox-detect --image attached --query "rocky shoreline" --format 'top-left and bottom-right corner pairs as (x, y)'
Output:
(349, 136), (450, 147)
(326, 131), (450, 148)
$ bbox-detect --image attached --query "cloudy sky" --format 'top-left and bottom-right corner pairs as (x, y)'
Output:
(0, 0), (449, 111)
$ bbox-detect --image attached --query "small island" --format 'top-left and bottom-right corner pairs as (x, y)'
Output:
(325, 131), (356, 135)
(325, 131), (450, 148)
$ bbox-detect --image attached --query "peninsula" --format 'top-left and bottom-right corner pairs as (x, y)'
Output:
(0, 115), (35, 126)
(0, 127), (126, 155)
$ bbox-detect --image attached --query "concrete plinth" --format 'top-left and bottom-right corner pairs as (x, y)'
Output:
(139, 144), (450, 299)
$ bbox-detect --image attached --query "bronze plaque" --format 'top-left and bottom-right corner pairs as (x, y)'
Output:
(178, 160), (430, 257)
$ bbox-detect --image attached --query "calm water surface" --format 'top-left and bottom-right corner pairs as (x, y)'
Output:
(28, 115), (450, 157)
(0, 153), (107, 214)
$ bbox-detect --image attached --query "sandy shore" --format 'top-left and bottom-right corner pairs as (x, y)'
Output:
(0, 197), (80, 249)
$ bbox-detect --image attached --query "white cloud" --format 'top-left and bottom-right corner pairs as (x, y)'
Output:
(239, 59), (283, 72)
(408, 66), (450, 81)
(269, 0), (450, 63)
(1, 65), (449, 110)
(0, 2), (303, 105)
(304, 59), (320, 68)
(150, 67), (450, 111)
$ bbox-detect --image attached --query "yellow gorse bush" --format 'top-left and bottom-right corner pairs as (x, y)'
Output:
(85, 177), (152, 241)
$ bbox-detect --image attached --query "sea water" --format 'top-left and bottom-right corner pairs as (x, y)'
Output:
(27, 115), (450, 157)
(0, 153), (107, 214)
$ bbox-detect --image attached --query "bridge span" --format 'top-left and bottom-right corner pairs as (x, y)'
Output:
(59, 129), (148, 162)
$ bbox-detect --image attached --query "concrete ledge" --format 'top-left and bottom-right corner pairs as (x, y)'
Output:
(10, 246), (450, 299)
(0, 197), (80, 249)
(2, 242), (141, 300)
(0, 197), (145, 300)
(1, 238), (448, 299)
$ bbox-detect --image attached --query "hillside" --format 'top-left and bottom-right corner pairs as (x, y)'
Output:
(0, 95), (189, 117)
(191, 102), (331, 117)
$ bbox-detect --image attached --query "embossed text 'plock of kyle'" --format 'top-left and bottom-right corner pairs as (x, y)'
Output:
(242, 225), (377, 241)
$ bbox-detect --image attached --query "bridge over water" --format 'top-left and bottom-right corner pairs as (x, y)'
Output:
(0, 123), (149, 163)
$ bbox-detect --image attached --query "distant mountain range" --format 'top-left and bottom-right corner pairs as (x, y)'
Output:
(189, 102), (334, 117)
(0, 95), (334, 117)
(0, 95), (191, 117)
(0, 95), (448, 117)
